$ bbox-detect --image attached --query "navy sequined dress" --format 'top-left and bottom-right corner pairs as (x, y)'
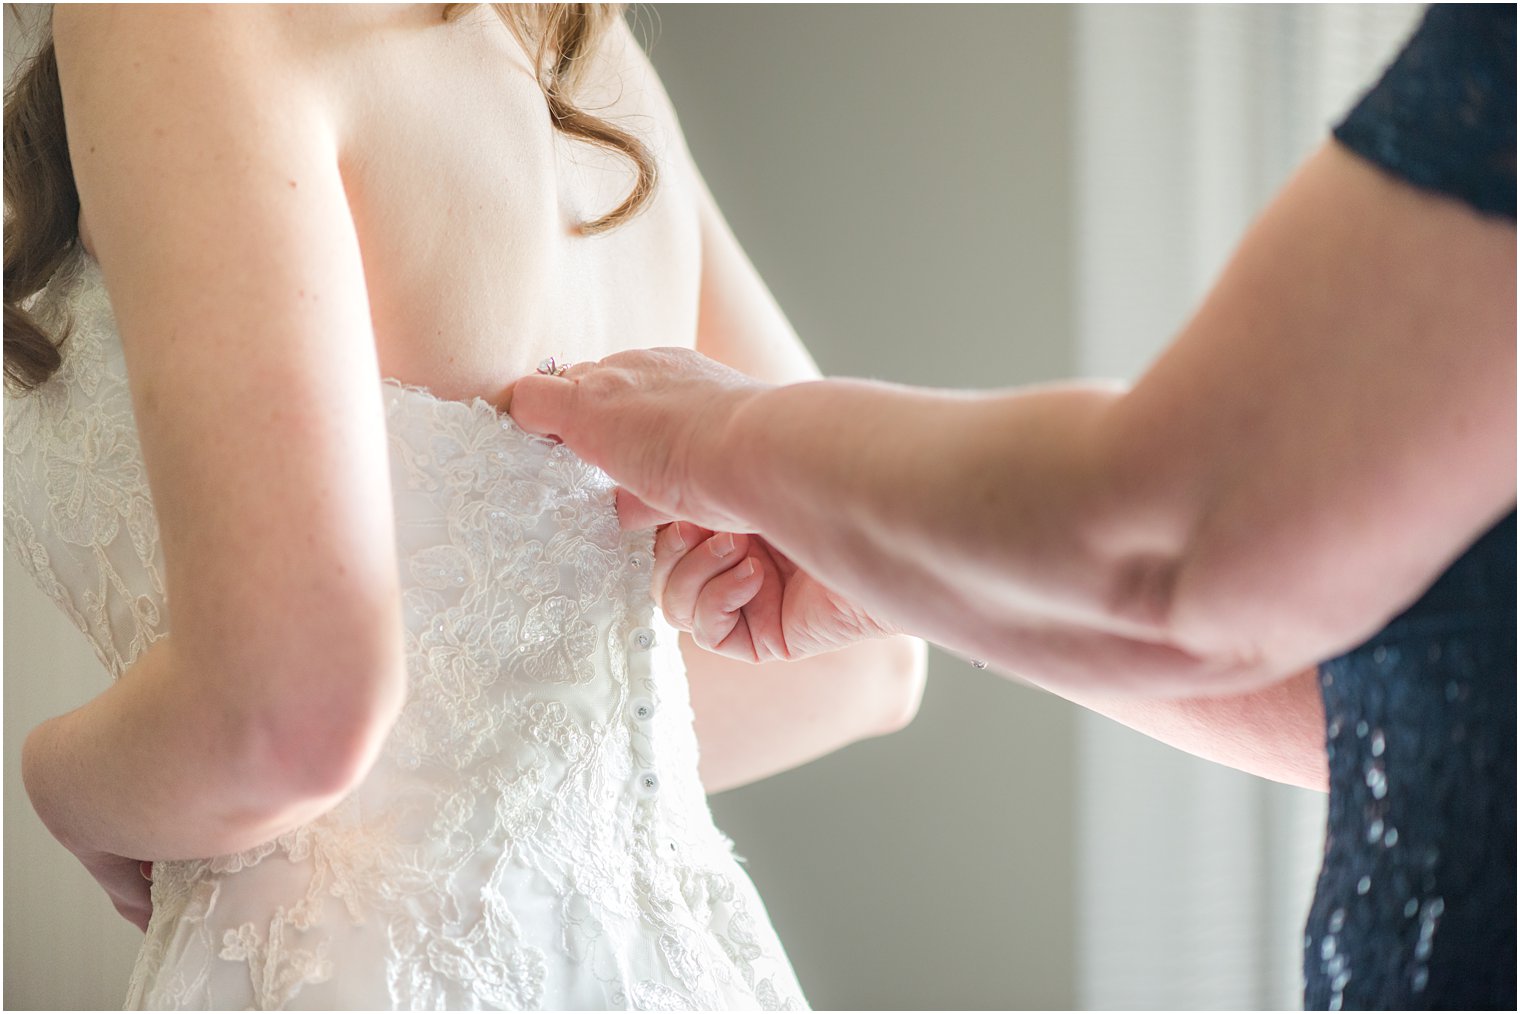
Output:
(1304, 6), (1516, 1010)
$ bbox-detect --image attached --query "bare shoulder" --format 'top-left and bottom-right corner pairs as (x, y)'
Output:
(49, 3), (380, 110)
(53, 3), (303, 58)
(51, 4), (348, 249)
(49, 3), (399, 41)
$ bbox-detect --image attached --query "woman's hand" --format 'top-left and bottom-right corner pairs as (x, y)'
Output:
(651, 521), (897, 662)
(508, 348), (775, 533)
(74, 849), (153, 932)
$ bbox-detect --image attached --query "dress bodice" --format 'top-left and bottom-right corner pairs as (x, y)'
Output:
(3, 250), (804, 1010)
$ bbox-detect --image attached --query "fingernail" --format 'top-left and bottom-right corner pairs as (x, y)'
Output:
(712, 532), (737, 558)
(667, 525), (686, 553)
(737, 559), (758, 580)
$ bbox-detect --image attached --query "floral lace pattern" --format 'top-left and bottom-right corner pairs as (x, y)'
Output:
(4, 250), (806, 1010)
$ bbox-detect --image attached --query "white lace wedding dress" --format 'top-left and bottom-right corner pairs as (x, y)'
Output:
(3, 251), (807, 1011)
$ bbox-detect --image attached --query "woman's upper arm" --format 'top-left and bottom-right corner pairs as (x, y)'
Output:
(1100, 141), (1516, 670)
(1072, 666), (1329, 792)
(53, 7), (404, 745)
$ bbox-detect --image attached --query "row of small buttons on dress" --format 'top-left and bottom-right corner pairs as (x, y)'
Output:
(627, 623), (660, 798)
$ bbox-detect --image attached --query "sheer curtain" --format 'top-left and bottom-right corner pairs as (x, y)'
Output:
(1072, 5), (1424, 1009)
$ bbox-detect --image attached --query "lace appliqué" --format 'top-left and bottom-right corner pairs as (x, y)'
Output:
(4, 251), (166, 677)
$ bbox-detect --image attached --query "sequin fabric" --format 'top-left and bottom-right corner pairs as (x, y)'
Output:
(1333, 4), (1516, 219)
(3, 252), (807, 1010)
(1305, 9), (1518, 1007)
(1308, 512), (1515, 1009)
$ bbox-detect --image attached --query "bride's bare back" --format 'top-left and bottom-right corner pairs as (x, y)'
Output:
(80, 4), (703, 407)
(327, 5), (702, 403)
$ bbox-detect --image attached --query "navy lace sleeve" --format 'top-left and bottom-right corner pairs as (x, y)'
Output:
(1304, 7), (1517, 1011)
(1333, 3), (1516, 219)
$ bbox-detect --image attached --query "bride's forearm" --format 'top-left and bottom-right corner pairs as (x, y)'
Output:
(22, 637), (372, 862)
(685, 632), (927, 793)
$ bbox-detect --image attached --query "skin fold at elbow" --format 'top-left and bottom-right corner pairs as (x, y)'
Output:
(873, 635), (929, 736)
(221, 637), (409, 824)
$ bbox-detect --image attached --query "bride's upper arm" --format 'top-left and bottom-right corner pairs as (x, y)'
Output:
(53, 7), (404, 756)
(688, 178), (822, 385)
(615, 20), (819, 385)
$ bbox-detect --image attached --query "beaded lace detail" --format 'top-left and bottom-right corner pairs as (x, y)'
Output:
(4, 251), (805, 1010)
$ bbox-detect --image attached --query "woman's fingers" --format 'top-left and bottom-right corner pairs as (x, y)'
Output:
(650, 526), (782, 660)
(501, 372), (574, 439)
(660, 529), (751, 630)
(691, 557), (766, 657)
(651, 522), (709, 613)
(736, 544), (790, 663)
(617, 488), (673, 531)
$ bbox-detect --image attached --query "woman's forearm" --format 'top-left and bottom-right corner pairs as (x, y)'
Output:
(22, 637), (383, 862)
(1050, 667), (1329, 792)
(703, 144), (1515, 697)
(709, 379), (1262, 694)
(700, 383), (1330, 786)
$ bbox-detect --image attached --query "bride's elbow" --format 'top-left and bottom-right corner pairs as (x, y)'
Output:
(207, 623), (409, 816)
(873, 635), (928, 735)
(259, 671), (406, 803)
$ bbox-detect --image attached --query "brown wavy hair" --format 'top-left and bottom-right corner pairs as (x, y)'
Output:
(3, 3), (656, 390)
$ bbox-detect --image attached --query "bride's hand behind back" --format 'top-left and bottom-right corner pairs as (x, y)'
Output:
(75, 848), (152, 932)
(651, 522), (896, 663)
